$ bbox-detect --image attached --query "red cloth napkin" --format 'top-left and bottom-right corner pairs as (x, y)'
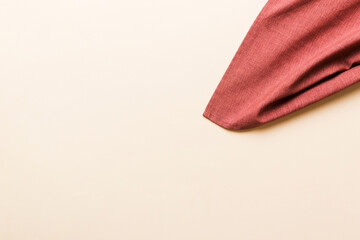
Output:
(203, 0), (360, 130)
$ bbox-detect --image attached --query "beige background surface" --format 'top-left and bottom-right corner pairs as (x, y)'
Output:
(1, 0), (360, 239)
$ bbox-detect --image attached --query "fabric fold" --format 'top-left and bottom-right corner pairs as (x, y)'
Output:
(203, 0), (360, 130)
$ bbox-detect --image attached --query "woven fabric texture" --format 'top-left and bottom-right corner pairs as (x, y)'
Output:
(203, 0), (360, 130)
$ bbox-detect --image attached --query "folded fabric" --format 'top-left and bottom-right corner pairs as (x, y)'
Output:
(203, 0), (360, 130)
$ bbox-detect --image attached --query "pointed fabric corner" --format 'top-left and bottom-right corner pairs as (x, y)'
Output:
(203, 0), (360, 130)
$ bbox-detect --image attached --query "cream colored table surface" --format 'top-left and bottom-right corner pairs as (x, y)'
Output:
(1, 0), (360, 239)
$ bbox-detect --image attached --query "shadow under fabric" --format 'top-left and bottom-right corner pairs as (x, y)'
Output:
(203, 0), (360, 130)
